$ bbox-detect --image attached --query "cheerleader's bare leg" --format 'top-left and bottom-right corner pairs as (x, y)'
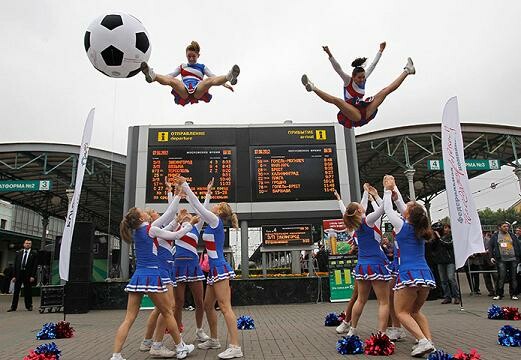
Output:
(142, 308), (160, 344)
(350, 280), (372, 330)
(409, 288), (432, 340)
(173, 283), (186, 330)
(155, 74), (190, 99)
(188, 281), (205, 328)
(314, 87), (362, 122)
(152, 285), (176, 343)
(113, 292), (143, 353)
(342, 280), (359, 323)
(193, 75), (228, 98)
(213, 279), (240, 346)
(372, 280), (391, 332)
(148, 291), (183, 344)
(394, 287), (428, 340)
(204, 285), (219, 338)
(365, 58), (415, 118)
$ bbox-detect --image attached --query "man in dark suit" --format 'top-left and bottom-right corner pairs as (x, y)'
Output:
(8, 239), (38, 311)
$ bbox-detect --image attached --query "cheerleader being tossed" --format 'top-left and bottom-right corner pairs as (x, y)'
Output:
(140, 41), (240, 106)
(301, 42), (415, 128)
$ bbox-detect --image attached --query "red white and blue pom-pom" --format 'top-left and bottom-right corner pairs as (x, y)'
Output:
(36, 323), (57, 340)
(501, 306), (521, 320)
(498, 325), (521, 347)
(428, 350), (454, 360)
(488, 304), (503, 319)
(336, 335), (364, 355)
(364, 332), (395, 356)
(325, 312), (341, 326)
(452, 349), (481, 360)
(236, 315), (255, 330)
(24, 342), (61, 360)
(488, 304), (521, 320)
(55, 321), (75, 338)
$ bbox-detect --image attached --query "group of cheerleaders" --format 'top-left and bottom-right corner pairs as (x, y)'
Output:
(139, 40), (415, 128)
(111, 177), (242, 360)
(334, 175), (436, 357)
(109, 41), (426, 359)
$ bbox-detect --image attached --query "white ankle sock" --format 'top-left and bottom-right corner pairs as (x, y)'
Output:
(152, 342), (162, 349)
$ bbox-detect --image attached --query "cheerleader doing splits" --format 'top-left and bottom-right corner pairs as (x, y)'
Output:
(141, 41), (240, 106)
(111, 206), (194, 360)
(382, 175), (436, 357)
(301, 42), (415, 128)
(337, 184), (392, 336)
(175, 176), (243, 359)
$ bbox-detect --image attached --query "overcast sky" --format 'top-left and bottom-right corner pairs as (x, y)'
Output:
(1, 0), (520, 218)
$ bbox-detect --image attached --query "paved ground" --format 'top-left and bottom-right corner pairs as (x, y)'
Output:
(1, 289), (520, 359)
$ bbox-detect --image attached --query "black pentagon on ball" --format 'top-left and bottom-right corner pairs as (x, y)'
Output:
(101, 45), (124, 66)
(100, 14), (123, 30)
(84, 31), (91, 52)
(135, 32), (150, 53)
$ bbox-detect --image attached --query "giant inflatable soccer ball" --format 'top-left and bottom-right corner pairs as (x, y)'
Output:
(84, 13), (151, 78)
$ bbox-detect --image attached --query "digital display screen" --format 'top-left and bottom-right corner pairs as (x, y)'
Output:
(262, 224), (312, 245)
(146, 147), (235, 203)
(251, 145), (339, 201)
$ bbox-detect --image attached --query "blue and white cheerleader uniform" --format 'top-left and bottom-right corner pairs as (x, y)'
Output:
(393, 221), (436, 291)
(203, 219), (235, 285)
(125, 223), (167, 293)
(172, 226), (205, 283)
(328, 52), (382, 128)
(168, 63), (214, 106)
(157, 237), (175, 287)
(353, 219), (393, 281)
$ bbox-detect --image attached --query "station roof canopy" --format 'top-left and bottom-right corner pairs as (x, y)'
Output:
(0, 143), (126, 236)
(1, 122), (520, 237)
(356, 123), (521, 203)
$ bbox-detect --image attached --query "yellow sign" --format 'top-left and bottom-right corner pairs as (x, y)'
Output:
(157, 132), (169, 142)
(315, 130), (327, 140)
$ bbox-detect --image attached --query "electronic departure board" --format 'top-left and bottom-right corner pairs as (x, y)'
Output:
(251, 146), (339, 202)
(146, 147), (235, 203)
(262, 224), (312, 245)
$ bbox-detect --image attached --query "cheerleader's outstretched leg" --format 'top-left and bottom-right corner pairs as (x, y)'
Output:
(140, 62), (189, 100)
(194, 65), (240, 99)
(301, 74), (361, 122)
(365, 58), (415, 119)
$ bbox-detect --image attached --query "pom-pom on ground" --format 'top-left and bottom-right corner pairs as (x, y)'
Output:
(336, 335), (364, 355)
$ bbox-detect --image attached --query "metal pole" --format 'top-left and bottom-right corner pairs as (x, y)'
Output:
(240, 220), (249, 279)
(514, 167), (521, 193)
(404, 168), (416, 201)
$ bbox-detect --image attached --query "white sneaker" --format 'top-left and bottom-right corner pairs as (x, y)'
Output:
(218, 346), (243, 359)
(196, 328), (211, 342)
(411, 338), (435, 357)
(176, 343), (195, 359)
(301, 74), (315, 92)
(139, 340), (152, 351)
(387, 327), (407, 341)
(226, 65), (240, 85)
(150, 345), (176, 358)
(512, 295), (519, 300)
(493, 295), (501, 300)
(110, 354), (126, 360)
(404, 57), (415, 75)
(197, 338), (221, 349)
(336, 320), (351, 334)
(140, 62), (156, 83)
(346, 327), (358, 337)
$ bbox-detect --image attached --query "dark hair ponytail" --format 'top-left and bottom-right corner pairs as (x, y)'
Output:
(351, 57), (367, 77)
(408, 203), (433, 241)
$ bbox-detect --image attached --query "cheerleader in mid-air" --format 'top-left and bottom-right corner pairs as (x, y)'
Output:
(140, 41), (240, 106)
(301, 42), (415, 128)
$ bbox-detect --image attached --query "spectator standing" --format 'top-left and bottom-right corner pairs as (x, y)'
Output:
(489, 222), (520, 300)
(8, 240), (38, 311)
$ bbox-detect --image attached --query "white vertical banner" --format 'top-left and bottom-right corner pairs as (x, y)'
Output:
(441, 97), (484, 269)
(59, 109), (95, 281)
